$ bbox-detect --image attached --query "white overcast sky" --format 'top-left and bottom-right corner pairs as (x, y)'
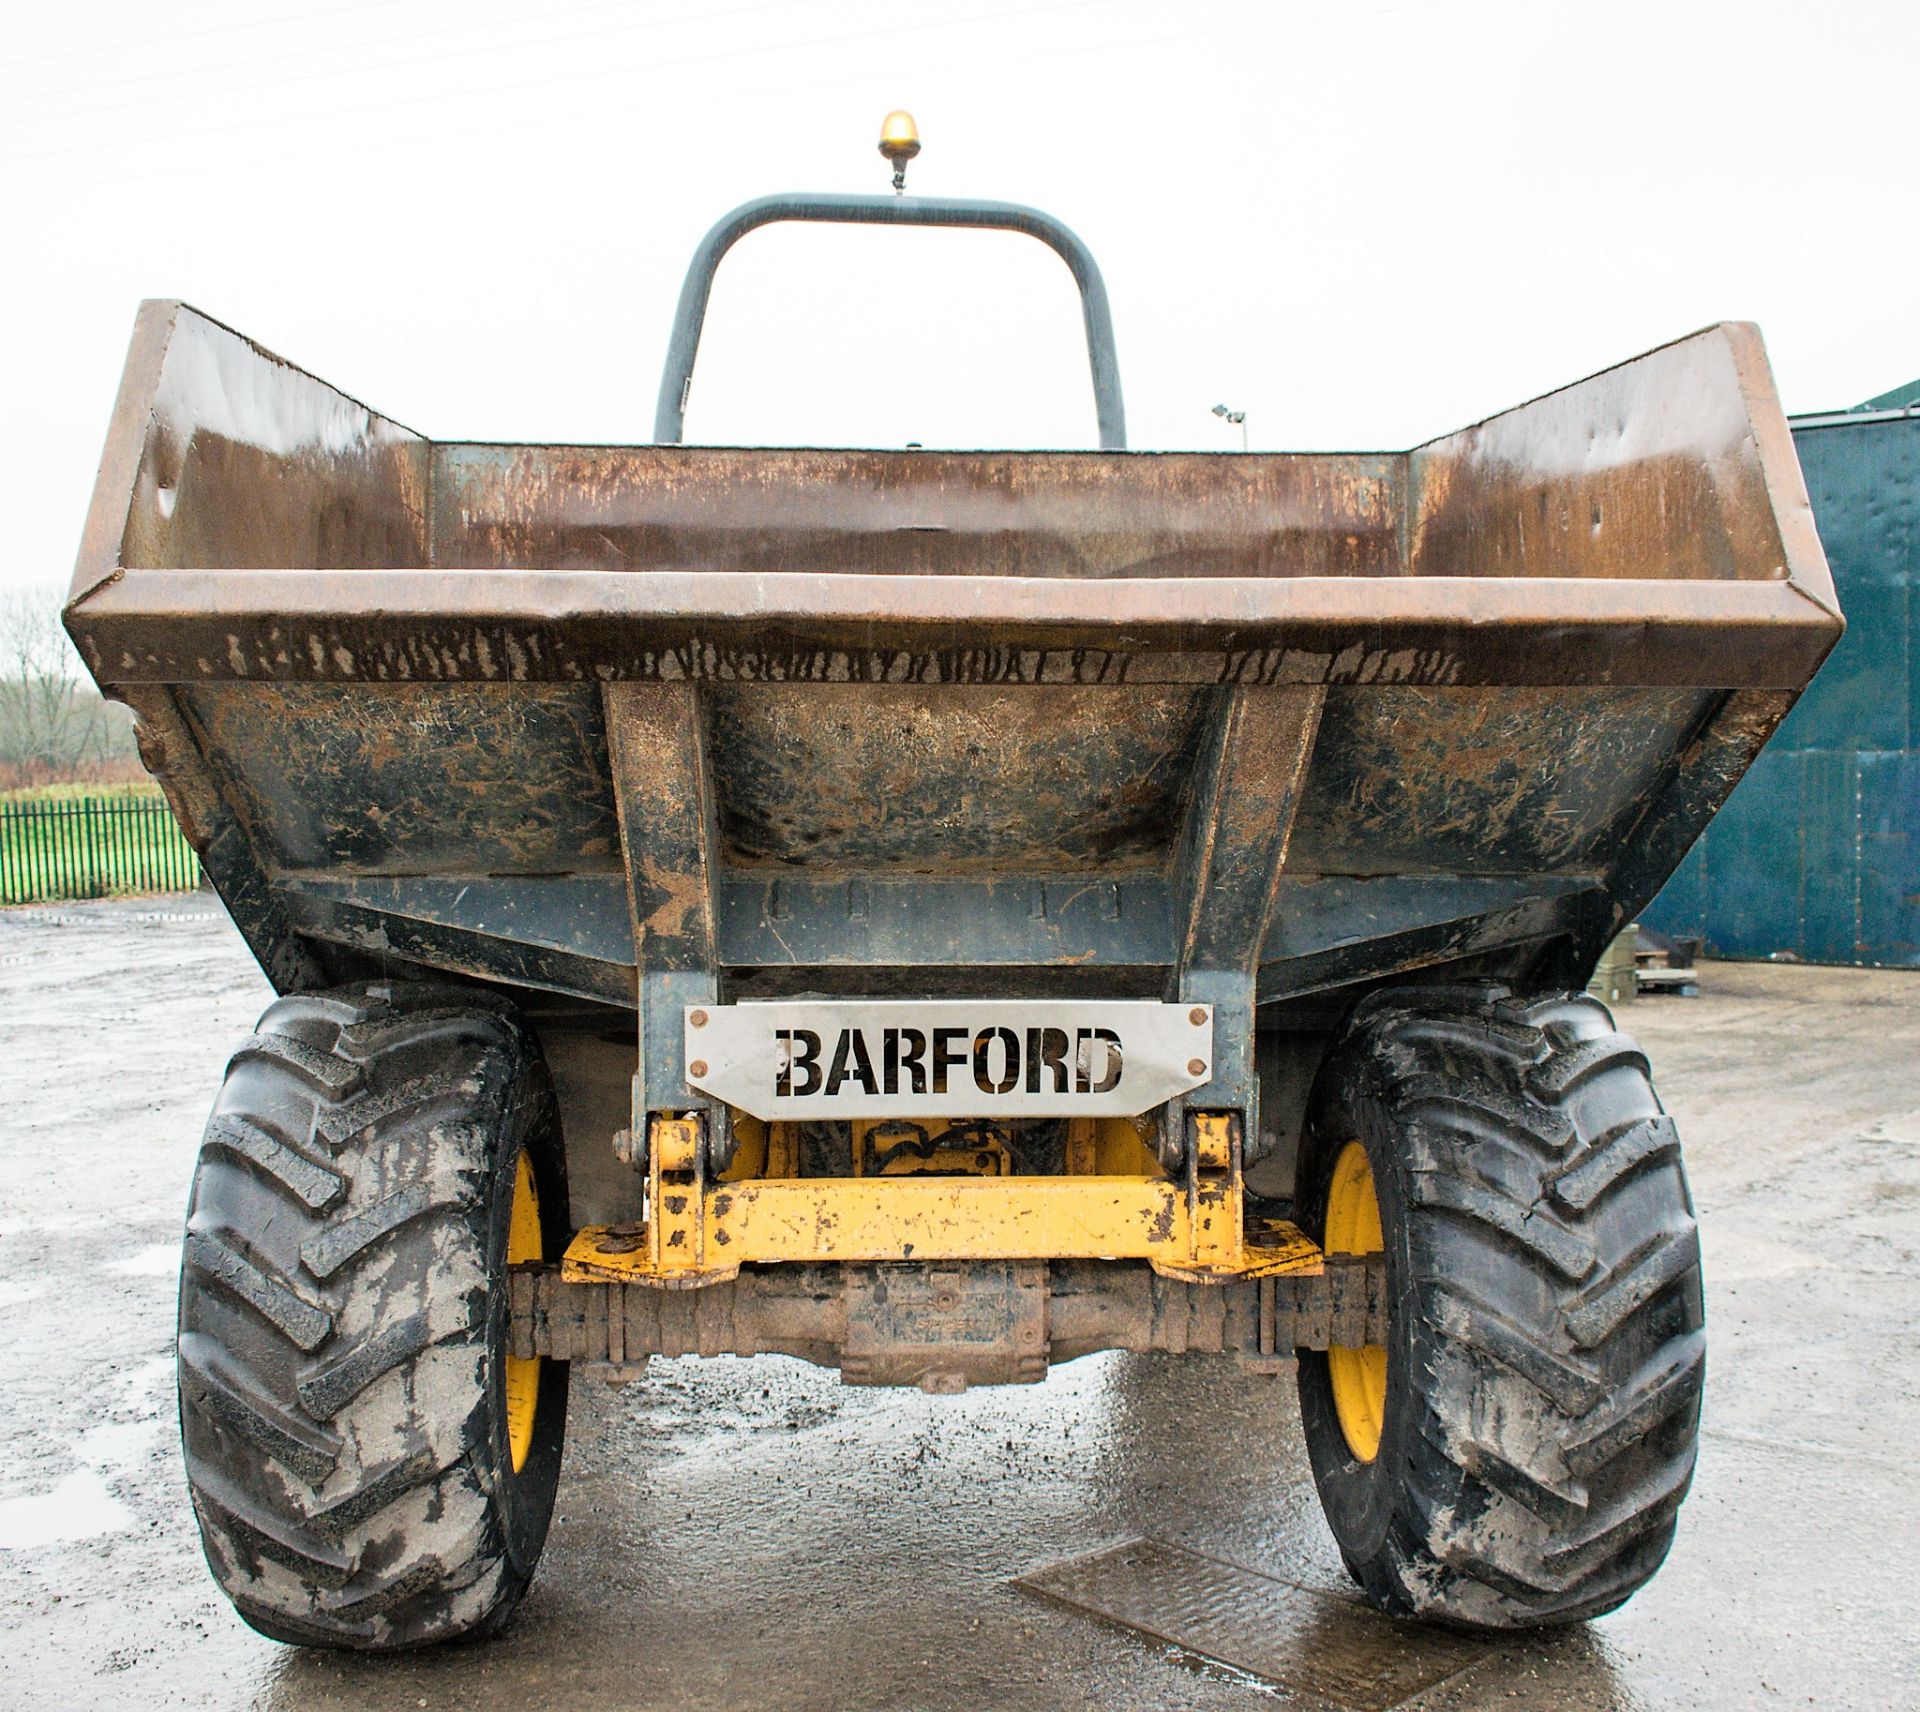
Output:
(5, 0), (1917, 596)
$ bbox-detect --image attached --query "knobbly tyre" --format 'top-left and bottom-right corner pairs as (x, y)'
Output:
(65, 113), (1841, 1649)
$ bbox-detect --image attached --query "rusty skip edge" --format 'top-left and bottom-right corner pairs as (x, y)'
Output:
(62, 304), (1840, 695)
(507, 1256), (1389, 1379)
(68, 574), (1841, 693)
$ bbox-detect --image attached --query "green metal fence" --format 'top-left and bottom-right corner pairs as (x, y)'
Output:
(0, 794), (202, 905)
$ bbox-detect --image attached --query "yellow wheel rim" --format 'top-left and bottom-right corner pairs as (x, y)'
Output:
(504, 1149), (542, 1475)
(1325, 1140), (1388, 1463)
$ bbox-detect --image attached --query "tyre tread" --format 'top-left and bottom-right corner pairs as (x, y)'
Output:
(228, 1031), (366, 1099)
(177, 980), (563, 1652)
(201, 1115), (346, 1213)
(1301, 982), (1704, 1632)
(183, 1229), (333, 1352)
(298, 1183), (452, 1281)
(177, 1330), (341, 1482)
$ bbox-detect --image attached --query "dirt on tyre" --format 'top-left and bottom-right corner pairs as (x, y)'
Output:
(176, 981), (569, 1650)
(1295, 981), (1704, 1631)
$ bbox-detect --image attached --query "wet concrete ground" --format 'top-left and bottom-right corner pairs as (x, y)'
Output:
(1, 896), (1916, 1710)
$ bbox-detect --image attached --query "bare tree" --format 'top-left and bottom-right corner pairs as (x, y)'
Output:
(0, 583), (120, 787)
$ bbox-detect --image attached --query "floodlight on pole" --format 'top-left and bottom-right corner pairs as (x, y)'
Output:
(1211, 402), (1247, 451)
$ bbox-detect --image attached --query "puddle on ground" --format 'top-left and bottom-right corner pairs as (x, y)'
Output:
(0, 1466), (134, 1550)
(106, 1243), (180, 1278)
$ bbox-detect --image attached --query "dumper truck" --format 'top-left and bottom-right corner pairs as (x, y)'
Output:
(65, 115), (1842, 1650)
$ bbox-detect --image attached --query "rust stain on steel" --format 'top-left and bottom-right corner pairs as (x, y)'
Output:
(176, 681), (619, 875)
(517, 1259), (1386, 1371)
(58, 304), (1845, 1019)
(1286, 685), (1717, 879)
(119, 689), (211, 851)
(430, 441), (1403, 581)
(113, 682), (326, 993)
(121, 307), (428, 585)
(637, 865), (708, 947)
(603, 682), (718, 968)
(1409, 328), (1786, 587)
(1178, 684), (1326, 973)
(710, 682), (1210, 875)
(69, 573), (1838, 694)
(1602, 685), (1800, 932)
(67, 309), (1838, 700)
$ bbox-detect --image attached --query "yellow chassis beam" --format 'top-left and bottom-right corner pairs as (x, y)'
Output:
(563, 1113), (1324, 1289)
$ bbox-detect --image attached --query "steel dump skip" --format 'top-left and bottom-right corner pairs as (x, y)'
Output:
(67, 305), (1837, 1088)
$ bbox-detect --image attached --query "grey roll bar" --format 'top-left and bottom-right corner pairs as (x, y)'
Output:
(653, 192), (1127, 449)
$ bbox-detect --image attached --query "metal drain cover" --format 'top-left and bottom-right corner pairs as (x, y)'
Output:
(1015, 1538), (1486, 1709)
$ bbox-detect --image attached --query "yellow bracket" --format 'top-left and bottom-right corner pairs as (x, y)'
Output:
(562, 1110), (1323, 1289)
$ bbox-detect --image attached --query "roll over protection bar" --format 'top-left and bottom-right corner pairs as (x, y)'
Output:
(653, 192), (1127, 449)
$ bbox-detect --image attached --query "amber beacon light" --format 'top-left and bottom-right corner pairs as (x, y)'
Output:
(878, 109), (921, 191)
